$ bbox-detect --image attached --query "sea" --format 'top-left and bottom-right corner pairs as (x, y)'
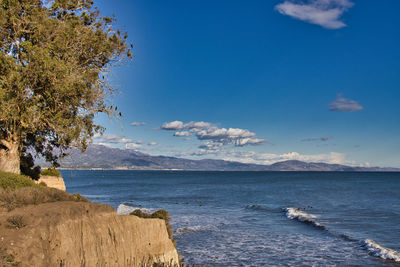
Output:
(61, 170), (400, 267)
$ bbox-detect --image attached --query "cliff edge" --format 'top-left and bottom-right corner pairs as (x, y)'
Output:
(36, 175), (66, 191)
(0, 201), (179, 266)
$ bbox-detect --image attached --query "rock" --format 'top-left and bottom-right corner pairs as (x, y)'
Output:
(36, 175), (66, 191)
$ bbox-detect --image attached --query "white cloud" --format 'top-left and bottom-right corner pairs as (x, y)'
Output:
(96, 142), (113, 148)
(173, 131), (191, 137)
(198, 141), (223, 152)
(130, 122), (146, 126)
(160, 121), (266, 148)
(148, 142), (158, 146)
(195, 127), (265, 146)
(329, 94), (363, 112)
(125, 143), (142, 150)
(275, 0), (354, 29)
(185, 121), (213, 130)
(222, 150), (347, 165)
(183, 146), (348, 165)
(93, 134), (133, 144)
(161, 120), (185, 130)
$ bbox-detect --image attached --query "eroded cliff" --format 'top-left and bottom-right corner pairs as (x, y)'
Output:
(0, 201), (179, 266)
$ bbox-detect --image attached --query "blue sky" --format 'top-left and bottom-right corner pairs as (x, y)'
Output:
(93, 0), (400, 167)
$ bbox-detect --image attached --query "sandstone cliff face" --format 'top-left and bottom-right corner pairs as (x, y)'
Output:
(0, 202), (179, 266)
(36, 175), (66, 191)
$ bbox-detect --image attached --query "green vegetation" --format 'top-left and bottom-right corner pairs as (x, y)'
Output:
(0, 0), (132, 176)
(40, 168), (61, 177)
(130, 209), (175, 245)
(0, 170), (38, 191)
(0, 170), (87, 211)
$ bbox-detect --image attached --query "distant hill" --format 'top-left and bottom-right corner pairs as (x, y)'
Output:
(50, 144), (399, 172)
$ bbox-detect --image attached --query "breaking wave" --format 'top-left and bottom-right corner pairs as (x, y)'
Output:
(116, 203), (154, 215)
(361, 239), (400, 263)
(283, 207), (325, 230)
(283, 207), (400, 263)
(175, 225), (216, 236)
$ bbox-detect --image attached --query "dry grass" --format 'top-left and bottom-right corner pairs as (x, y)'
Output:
(0, 249), (20, 267)
(0, 187), (88, 211)
(0, 171), (88, 211)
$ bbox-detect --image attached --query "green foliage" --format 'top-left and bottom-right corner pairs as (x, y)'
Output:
(0, 170), (38, 190)
(130, 209), (151, 218)
(72, 193), (88, 202)
(151, 209), (171, 221)
(40, 168), (61, 177)
(20, 150), (41, 180)
(0, 0), (132, 169)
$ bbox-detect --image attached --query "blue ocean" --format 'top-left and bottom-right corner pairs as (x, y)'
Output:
(62, 170), (400, 266)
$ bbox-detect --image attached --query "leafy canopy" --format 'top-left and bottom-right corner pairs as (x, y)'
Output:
(0, 0), (132, 166)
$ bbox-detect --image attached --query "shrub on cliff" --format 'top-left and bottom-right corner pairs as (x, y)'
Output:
(0, 170), (88, 210)
(0, 170), (38, 191)
(40, 168), (61, 177)
(151, 209), (171, 221)
(130, 209), (151, 218)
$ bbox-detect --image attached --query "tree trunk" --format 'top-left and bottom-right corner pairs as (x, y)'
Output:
(0, 139), (21, 174)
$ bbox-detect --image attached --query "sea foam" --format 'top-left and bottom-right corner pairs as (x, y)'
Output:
(362, 239), (400, 263)
(175, 225), (216, 235)
(116, 203), (153, 215)
(283, 207), (325, 230)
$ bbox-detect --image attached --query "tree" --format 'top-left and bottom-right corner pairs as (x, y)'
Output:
(0, 0), (132, 175)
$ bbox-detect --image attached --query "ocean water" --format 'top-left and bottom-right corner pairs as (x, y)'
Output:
(62, 170), (400, 266)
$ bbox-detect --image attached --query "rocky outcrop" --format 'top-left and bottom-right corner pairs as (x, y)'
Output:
(0, 201), (179, 266)
(36, 175), (66, 191)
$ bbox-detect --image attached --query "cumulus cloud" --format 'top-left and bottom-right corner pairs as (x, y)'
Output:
(173, 131), (191, 137)
(160, 121), (266, 148)
(301, 136), (332, 142)
(275, 0), (354, 29)
(184, 121), (213, 130)
(194, 142), (224, 155)
(161, 121), (185, 130)
(329, 94), (363, 112)
(93, 134), (133, 144)
(130, 122), (146, 126)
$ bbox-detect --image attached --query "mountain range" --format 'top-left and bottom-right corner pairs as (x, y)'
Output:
(46, 144), (399, 172)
